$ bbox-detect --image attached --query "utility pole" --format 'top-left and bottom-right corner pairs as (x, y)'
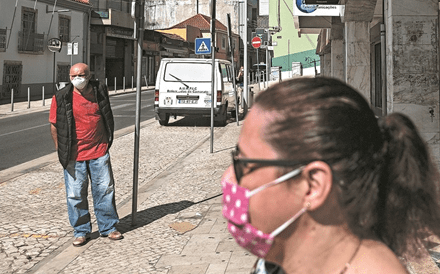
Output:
(131, 0), (144, 226)
(210, 0), (216, 153)
(243, 0), (248, 114)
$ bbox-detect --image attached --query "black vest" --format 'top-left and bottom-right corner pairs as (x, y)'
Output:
(54, 80), (114, 168)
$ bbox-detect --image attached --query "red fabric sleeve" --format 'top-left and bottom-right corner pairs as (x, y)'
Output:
(49, 95), (57, 124)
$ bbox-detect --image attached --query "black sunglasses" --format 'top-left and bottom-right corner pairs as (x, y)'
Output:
(231, 145), (303, 184)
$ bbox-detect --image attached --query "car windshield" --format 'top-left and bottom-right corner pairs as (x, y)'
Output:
(164, 63), (212, 82)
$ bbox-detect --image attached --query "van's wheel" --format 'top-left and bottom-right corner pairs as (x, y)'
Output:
(158, 113), (170, 126)
(215, 109), (227, 127)
(231, 109), (237, 118)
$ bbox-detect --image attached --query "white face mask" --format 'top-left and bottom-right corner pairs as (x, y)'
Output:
(71, 76), (88, 90)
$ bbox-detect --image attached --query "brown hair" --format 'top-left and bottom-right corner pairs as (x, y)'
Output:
(254, 77), (440, 256)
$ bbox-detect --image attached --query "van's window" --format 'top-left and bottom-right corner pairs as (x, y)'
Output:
(164, 63), (212, 82)
(226, 65), (232, 81)
(220, 63), (230, 83)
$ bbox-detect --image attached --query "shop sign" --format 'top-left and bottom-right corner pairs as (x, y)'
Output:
(293, 0), (342, 16)
(106, 27), (135, 40)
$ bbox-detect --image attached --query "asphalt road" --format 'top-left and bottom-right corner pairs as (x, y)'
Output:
(0, 90), (155, 171)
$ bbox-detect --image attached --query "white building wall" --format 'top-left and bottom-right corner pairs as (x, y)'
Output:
(0, 0), (87, 98)
(145, 0), (241, 34)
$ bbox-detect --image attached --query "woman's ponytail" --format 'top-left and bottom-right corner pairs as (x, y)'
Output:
(376, 113), (440, 256)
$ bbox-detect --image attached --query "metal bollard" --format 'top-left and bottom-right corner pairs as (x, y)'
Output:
(144, 75), (147, 87)
(106, 78), (108, 86)
(11, 88), (14, 112)
(114, 77), (117, 92)
(132, 76), (134, 90)
(28, 87), (30, 109)
(123, 76), (125, 92)
(42, 86), (45, 106)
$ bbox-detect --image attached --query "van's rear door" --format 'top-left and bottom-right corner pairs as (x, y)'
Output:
(160, 62), (213, 109)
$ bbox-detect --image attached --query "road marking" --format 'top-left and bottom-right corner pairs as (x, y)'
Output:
(111, 103), (134, 110)
(0, 103), (152, 137)
(0, 123), (48, 137)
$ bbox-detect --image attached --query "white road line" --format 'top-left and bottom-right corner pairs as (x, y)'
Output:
(0, 124), (48, 137)
(111, 103), (134, 110)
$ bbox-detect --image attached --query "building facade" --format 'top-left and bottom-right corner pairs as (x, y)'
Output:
(296, 0), (439, 143)
(0, 0), (91, 100)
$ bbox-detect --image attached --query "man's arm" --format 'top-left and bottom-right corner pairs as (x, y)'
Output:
(50, 123), (58, 150)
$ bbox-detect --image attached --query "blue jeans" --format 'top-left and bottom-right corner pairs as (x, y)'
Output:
(63, 153), (119, 237)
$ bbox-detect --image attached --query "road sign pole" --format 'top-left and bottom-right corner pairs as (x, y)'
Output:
(227, 13), (239, 126)
(244, 0), (248, 114)
(132, 0), (145, 227)
(210, 0), (216, 154)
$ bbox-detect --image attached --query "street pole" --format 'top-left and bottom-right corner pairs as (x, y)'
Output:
(266, 45), (269, 88)
(288, 39), (291, 78)
(243, 0), (248, 114)
(227, 13), (239, 125)
(132, 0), (144, 227)
(210, 0), (216, 153)
(53, 52), (56, 93)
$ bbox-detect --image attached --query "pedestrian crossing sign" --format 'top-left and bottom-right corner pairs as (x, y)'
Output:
(195, 38), (211, 55)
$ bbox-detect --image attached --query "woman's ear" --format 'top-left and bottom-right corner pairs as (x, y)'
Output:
(302, 161), (333, 210)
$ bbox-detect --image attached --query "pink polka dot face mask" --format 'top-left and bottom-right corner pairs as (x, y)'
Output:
(221, 167), (307, 258)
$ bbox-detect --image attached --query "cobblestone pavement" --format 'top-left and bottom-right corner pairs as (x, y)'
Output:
(0, 108), (257, 273)
(1, 86), (440, 273)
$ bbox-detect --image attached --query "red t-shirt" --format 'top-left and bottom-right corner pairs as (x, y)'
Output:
(49, 91), (109, 161)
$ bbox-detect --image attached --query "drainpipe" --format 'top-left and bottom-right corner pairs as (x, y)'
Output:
(86, 7), (92, 64)
(381, 0), (387, 116)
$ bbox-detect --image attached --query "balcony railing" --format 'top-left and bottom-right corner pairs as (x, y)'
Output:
(0, 28), (6, 52)
(18, 31), (44, 54)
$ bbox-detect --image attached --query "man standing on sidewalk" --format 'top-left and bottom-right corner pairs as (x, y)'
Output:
(49, 63), (122, 246)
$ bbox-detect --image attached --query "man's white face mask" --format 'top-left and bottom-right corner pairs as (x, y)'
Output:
(71, 76), (88, 90)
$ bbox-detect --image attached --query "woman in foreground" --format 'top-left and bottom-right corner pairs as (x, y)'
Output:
(221, 77), (440, 273)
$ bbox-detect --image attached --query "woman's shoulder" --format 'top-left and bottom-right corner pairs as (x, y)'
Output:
(348, 239), (408, 274)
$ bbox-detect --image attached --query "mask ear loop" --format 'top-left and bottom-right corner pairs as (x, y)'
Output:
(270, 207), (308, 237)
(246, 166), (305, 198)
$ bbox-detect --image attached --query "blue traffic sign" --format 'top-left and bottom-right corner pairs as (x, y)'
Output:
(195, 38), (211, 55)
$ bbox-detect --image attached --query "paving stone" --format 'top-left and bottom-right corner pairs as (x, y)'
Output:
(3, 100), (440, 274)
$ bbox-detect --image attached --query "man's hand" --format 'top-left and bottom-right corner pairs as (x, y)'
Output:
(50, 123), (58, 150)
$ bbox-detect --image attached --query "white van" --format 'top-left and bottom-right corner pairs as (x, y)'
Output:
(154, 58), (239, 126)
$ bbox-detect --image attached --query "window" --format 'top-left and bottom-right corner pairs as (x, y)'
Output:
(0, 28), (6, 52)
(221, 35), (226, 50)
(57, 64), (70, 83)
(2, 61), (22, 100)
(220, 63), (230, 82)
(20, 7), (37, 52)
(59, 15), (70, 43)
(164, 63), (212, 82)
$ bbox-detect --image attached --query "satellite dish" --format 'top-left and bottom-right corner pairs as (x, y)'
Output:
(48, 38), (62, 52)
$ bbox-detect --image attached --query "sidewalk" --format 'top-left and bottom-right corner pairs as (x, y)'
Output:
(27, 121), (256, 274)
(1, 85), (440, 273)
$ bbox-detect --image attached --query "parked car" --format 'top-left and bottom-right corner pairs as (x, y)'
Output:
(154, 58), (239, 126)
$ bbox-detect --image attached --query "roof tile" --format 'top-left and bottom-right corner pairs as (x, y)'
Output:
(171, 14), (227, 32)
